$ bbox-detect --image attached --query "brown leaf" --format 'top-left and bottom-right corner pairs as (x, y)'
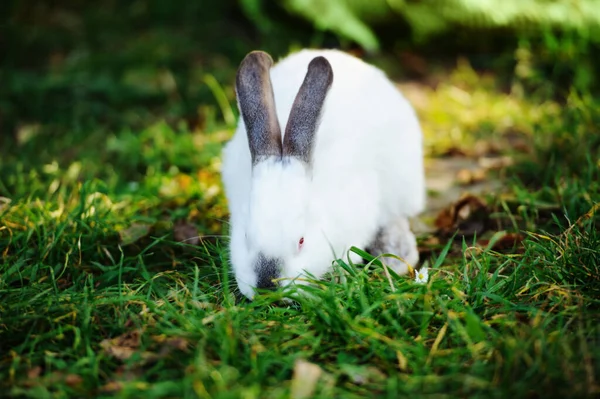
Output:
(27, 366), (42, 380)
(101, 344), (136, 361)
(479, 232), (524, 251)
(399, 51), (428, 76)
(65, 374), (83, 387)
(435, 194), (490, 237)
(478, 155), (514, 170)
(173, 220), (199, 246)
(456, 168), (487, 186)
(439, 146), (468, 157)
(100, 381), (123, 393)
(166, 337), (189, 351)
(0, 196), (11, 212)
(434, 208), (455, 233)
(100, 329), (141, 360)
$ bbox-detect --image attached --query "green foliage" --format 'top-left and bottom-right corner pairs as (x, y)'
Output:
(280, 0), (381, 51)
(247, 0), (600, 51)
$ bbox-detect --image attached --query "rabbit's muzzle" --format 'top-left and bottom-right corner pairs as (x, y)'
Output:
(254, 253), (281, 290)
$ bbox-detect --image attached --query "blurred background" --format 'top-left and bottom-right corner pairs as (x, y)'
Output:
(1, 0), (599, 236)
(3, 0), (599, 135)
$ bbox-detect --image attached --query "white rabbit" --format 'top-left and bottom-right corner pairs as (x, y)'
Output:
(220, 49), (425, 299)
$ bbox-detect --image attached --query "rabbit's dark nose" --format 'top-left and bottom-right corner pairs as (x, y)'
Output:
(255, 253), (281, 290)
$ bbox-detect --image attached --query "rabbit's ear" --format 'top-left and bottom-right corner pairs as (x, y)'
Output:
(283, 56), (333, 164)
(236, 51), (282, 165)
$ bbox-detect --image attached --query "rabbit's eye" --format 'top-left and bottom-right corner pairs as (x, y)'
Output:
(298, 237), (305, 250)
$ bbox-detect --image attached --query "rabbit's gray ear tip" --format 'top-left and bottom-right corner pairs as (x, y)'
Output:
(308, 56), (333, 86)
(241, 50), (274, 68)
(309, 56), (332, 72)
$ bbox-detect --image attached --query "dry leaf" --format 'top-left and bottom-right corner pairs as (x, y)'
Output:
(0, 196), (11, 213)
(290, 360), (323, 399)
(397, 351), (408, 372)
(27, 366), (42, 380)
(101, 343), (136, 361)
(119, 223), (151, 245)
(439, 146), (468, 157)
(101, 329), (190, 365)
(399, 51), (428, 76)
(100, 330), (141, 360)
(100, 381), (123, 393)
(456, 168), (487, 185)
(435, 194), (490, 237)
(479, 155), (513, 170)
(173, 220), (199, 245)
(65, 374), (83, 387)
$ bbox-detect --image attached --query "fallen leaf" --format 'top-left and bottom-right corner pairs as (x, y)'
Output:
(0, 196), (11, 212)
(434, 208), (455, 235)
(399, 51), (428, 76)
(101, 343), (137, 361)
(456, 168), (487, 185)
(65, 374), (83, 387)
(435, 194), (490, 237)
(100, 381), (123, 393)
(478, 155), (513, 170)
(119, 223), (151, 245)
(290, 360), (323, 399)
(101, 329), (191, 365)
(27, 366), (42, 380)
(100, 329), (141, 360)
(173, 220), (199, 245)
(56, 278), (72, 290)
(479, 232), (524, 251)
(439, 146), (468, 157)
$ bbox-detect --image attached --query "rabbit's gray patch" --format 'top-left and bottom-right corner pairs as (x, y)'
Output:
(367, 216), (419, 274)
(254, 252), (281, 289)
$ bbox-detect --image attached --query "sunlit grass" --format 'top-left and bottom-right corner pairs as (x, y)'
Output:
(402, 58), (562, 157)
(1, 58), (600, 398)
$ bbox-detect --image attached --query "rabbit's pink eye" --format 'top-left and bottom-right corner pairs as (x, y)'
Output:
(298, 237), (304, 248)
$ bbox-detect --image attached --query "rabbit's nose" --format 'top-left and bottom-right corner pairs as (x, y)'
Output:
(255, 253), (281, 290)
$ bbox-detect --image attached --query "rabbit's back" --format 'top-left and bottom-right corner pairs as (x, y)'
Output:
(270, 49), (425, 220)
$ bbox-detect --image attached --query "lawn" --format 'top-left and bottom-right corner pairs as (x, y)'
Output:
(1, 2), (600, 398)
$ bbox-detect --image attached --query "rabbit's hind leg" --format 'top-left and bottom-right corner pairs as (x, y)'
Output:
(367, 216), (419, 275)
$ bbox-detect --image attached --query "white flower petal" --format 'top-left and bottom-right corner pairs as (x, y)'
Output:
(415, 267), (429, 284)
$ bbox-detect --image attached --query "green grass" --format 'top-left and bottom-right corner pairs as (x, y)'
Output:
(2, 3), (600, 395)
(2, 74), (599, 398)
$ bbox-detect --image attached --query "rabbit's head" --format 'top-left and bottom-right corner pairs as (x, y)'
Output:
(232, 51), (333, 299)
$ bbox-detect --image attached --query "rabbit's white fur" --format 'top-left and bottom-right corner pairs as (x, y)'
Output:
(221, 49), (425, 299)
